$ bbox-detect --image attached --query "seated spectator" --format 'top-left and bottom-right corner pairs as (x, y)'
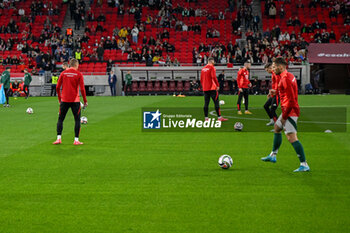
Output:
(320, 0), (328, 8)
(312, 20), (321, 30)
(182, 23), (188, 31)
(118, 27), (128, 39)
(166, 43), (175, 53)
(286, 17), (293, 26)
(309, 0), (317, 8)
(296, 0), (304, 8)
(280, 5), (285, 18)
(97, 13), (106, 22)
(148, 36), (156, 46)
(340, 33), (350, 43)
(320, 20), (327, 29)
(329, 30), (336, 41)
(293, 17), (301, 27)
(218, 11), (225, 20)
(161, 29), (170, 39)
(301, 24), (310, 34)
(329, 8), (337, 18)
(18, 8), (25, 16)
(279, 32), (290, 41)
(96, 23), (105, 32)
(118, 6), (125, 15)
(212, 29), (220, 38)
(344, 16), (350, 26)
(146, 15), (153, 24)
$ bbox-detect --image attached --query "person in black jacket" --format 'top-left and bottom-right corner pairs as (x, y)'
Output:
(217, 71), (225, 94)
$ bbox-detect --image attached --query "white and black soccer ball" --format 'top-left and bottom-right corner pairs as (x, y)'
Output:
(219, 100), (225, 105)
(80, 116), (88, 124)
(218, 154), (233, 169)
(234, 122), (243, 131)
(26, 107), (33, 114)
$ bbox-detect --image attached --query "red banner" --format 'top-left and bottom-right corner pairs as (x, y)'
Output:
(308, 43), (350, 64)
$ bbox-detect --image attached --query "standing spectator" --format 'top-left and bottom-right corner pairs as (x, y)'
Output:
(253, 14), (260, 32)
(23, 69), (32, 99)
(1, 67), (11, 107)
(124, 71), (132, 96)
(108, 71), (117, 96)
(131, 25), (139, 44)
(69, 0), (77, 20)
(217, 71), (225, 94)
(106, 59), (113, 73)
(269, 5), (276, 19)
(97, 44), (104, 61)
(75, 48), (82, 63)
(51, 73), (59, 96)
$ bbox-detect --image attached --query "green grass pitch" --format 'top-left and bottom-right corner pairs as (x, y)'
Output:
(0, 95), (349, 233)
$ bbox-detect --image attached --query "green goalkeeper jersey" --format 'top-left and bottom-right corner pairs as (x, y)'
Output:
(1, 70), (10, 89)
(24, 73), (32, 86)
(125, 74), (132, 85)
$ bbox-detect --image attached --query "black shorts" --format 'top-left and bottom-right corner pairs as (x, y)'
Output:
(204, 90), (219, 103)
(59, 102), (81, 120)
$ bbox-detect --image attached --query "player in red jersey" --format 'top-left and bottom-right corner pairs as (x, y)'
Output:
(261, 58), (310, 172)
(200, 57), (228, 121)
(53, 59), (88, 145)
(263, 63), (281, 126)
(236, 61), (252, 115)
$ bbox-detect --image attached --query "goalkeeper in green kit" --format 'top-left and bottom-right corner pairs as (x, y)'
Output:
(23, 69), (32, 99)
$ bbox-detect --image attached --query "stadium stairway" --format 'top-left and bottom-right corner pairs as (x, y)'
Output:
(61, 0), (90, 39)
(40, 83), (53, 97)
(251, 0), (263, 32)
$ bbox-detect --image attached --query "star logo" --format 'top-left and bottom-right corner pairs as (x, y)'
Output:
(150, 109), (161, 122)
(143, 109), (162, 129)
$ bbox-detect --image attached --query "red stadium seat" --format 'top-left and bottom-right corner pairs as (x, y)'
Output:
(146, 81), (153, 92)
(139, 81), (146, 92)
(161, 81), (168, 92)
(131, 81), (138, 92)
(176, 81), (184, 92)
(169, 81), (176, 92)
(184, 81), (191, 92)
(153, 81), (161, 92)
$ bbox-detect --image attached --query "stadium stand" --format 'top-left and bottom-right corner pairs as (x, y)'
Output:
(0, 0), (67, 74)
(0, 0), (349, 96)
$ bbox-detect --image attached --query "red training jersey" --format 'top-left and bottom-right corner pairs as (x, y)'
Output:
(200, 64), (219, 91)
(271, 71), (281, 96)
(57, 68), (87, 103)
(237, 67), (250, 89)
(278, 70), (300, 119)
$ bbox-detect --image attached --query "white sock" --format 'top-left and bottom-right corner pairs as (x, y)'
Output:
(270, 151), (277, 157)
(75, 137), (79, 142)
(270, 118), (274, 123)
(57, 135), (61, 140)
(301, 162), (308, 167)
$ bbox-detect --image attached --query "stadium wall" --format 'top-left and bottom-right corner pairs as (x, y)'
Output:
(115, 65), (309, 95)
(9, 65), (309, 96)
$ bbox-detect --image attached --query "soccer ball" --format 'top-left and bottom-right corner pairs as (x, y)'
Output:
(218, 154), (233, 169)
(234, 122), (243, 131)
(219, 100), (225, 105)
(81, 116), (88, 124)
(26, 107), (33, 114)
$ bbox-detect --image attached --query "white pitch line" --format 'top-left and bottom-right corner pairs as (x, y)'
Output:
(209, 110), (350, 125)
